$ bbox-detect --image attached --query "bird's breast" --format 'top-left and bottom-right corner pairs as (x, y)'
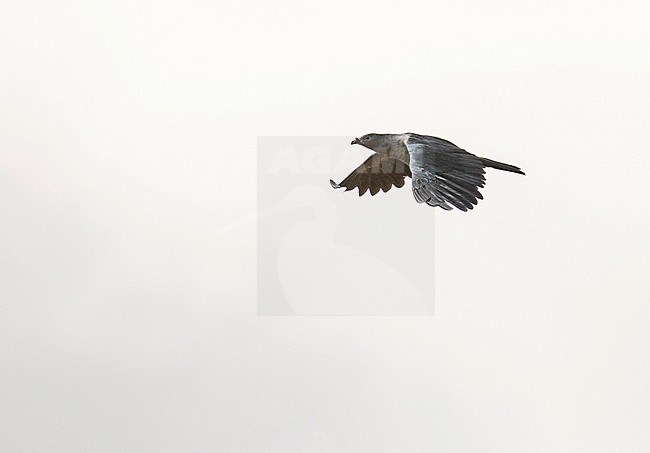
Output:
(387, 143), (410, 166)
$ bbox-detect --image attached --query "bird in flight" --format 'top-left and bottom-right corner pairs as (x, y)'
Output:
(330, 133), (525, 211)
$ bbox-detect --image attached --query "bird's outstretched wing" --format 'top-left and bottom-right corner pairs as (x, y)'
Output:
(330, 154), (412, 196)
(406, 134), (486, 211)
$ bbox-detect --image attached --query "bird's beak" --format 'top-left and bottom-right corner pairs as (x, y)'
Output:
(351, 138), (360, 145)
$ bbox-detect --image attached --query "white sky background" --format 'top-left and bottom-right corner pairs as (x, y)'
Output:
(1, 0), (649, 451)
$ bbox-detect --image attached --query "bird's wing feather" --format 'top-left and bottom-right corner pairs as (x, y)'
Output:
(406, 135), (486, 211)
(330, 154), (412, 196)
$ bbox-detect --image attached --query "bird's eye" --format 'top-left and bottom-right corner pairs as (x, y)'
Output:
(362, 136), (370, 141)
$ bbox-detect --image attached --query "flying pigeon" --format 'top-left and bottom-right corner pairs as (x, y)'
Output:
(329, 133), (525, 211)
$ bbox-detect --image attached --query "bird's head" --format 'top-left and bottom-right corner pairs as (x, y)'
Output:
(351, 133), (385, 152)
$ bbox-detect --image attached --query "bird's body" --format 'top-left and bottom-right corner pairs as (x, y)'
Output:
(330, 133), (525, 211)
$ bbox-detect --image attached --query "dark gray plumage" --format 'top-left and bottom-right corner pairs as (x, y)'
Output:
(330, 133), (525, 211)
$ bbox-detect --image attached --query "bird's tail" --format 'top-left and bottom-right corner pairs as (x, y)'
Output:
(480, 158), (525, 175)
